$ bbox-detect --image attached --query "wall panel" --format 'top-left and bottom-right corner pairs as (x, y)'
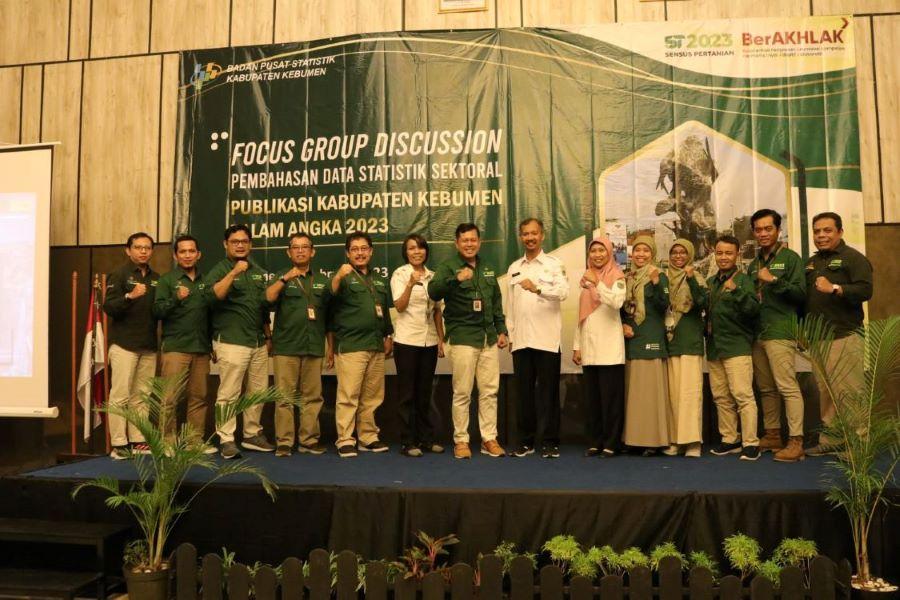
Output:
(20, 65), (43, 144)
(0, 0), (69, 66)
(854, 17), (883, 223)
(275, 0), (402, 42)
(68, 0), (91, 60)
(158, 54), (179, 243)
(79, 56), (161, 245)
(667, 0), (810, 20)
(90, 0), (151, 58)
(231, 0), (276, 46)
(0, 67), (22, 144)
(616, 0), (665, 22)
(497, 0), (522, 28)
(151, 0), (231, 53)
(522, 0), (615, 26)
(42, 62), (82, 246)
(404, 0), (495, 30)
(874, 15), (900, 222)
(813, 0), (900, 14)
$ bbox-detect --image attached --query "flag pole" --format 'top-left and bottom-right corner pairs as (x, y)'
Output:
(101, 273), (111, 454)
(70, 271), (78, 455)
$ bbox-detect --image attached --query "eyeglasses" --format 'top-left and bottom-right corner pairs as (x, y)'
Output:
(289, 245), (313, 251)
(131, 245), (152, 251)
(349, 246), (371, 253)
(228, 239), (251, 246)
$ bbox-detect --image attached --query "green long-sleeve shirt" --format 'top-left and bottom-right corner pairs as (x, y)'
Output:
(102, 262), (159, 352)
(204, 259), (271, 348)
(705, 269), (759, 360)
(152, 267), (211, 354)
(271, 269), (331, 357)
(428, 255), (507, 348)
(804, 241), (873, 338)
(623, 275), (669, 360)
(747, 244), (805, 340)
(328, 268), (394, 353)
(667, 277), (707, 357)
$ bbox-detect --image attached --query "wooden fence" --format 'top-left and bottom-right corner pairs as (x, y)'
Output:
(170, 543), (852, 600)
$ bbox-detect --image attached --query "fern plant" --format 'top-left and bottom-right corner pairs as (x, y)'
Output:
(72, 375), (287, 572)
(650, 542), (685, 571)
(542, 535), (581, 573)
(772, 538), (817, 586)
(722, 533), (762, 582)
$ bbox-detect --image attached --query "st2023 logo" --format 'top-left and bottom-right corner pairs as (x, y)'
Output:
(665, 33), (733, 49)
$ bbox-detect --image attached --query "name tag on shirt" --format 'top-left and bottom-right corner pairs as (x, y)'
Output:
(473, 299), (482, 312)
(375, 304), (384, 318)
(307, 307), (317, 321)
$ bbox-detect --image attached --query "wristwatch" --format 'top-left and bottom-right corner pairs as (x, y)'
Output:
(280, 276), (289, 284)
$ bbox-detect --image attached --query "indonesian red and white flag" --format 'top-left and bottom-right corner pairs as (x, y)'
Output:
(77, 288), (106, 440)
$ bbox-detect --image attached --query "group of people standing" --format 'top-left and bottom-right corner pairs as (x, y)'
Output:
(102, 209), (872, 463)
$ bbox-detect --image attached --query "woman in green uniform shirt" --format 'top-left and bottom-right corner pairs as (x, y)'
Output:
(622, 235), (671, 456)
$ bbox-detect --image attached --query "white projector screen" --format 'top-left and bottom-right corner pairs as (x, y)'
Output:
(0, 144), (56, 418)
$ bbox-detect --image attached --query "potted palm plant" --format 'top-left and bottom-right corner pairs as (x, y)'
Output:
(73, 375), (286, 600)
(788, 315), (899, 596)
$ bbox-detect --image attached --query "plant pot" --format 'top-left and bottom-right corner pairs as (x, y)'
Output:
(851, 578), (899, 600)
(124, 566), (171, 600)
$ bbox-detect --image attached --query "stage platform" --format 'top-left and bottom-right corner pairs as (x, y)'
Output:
(1, 448), (897, 579)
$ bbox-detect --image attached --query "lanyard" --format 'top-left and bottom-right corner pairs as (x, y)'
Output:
(753, 243), (781, 295)
(351, 269), (380, 302)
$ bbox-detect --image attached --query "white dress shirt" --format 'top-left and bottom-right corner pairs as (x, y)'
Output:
(506, 251), (570, 353)
(390, 264), (440, 347)
(573, 279), (626, 365)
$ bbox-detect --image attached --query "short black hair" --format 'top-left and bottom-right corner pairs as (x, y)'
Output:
(812, 211), (843, 230)
(518, 218), (544, 233)
(455, 223), (480, 239)
(127, 232), (154, 248)
(173, 234), (198, 252)
(750, 208), (782, 230)
(345, 232), (373, 251)
(715, 234), (741, 252)
(401, 234), (429, 263)
(288, 233), (313, 247)
(224, 224), (252, 241)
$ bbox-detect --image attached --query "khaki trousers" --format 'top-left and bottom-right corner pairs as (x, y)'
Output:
(447, 342), (499, 444)
(213, 341), (268, 443)
(159, 352), (210, 442)
(108, 344), (157, 446)
(273, 355), (324, 447)
(753, 339), (804, 437)
(815, 334), (864, 444)
(708, 355), (759, 446)
(334, 351), (384, 447)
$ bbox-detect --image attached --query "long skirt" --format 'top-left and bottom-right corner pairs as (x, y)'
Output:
(623, 358), (669, 448)
(666, 354), (703, 444)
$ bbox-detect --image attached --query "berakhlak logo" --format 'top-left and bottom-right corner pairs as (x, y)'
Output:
(190, 62), (222, 90)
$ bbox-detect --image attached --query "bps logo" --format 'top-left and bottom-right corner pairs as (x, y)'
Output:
(190, 62), (222, 90)
(665, 33), (733, 49)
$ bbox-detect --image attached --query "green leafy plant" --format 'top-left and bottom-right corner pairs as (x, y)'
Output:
(399, 531), (459, 580)
(488, 541), (537, 575)
(722, 533), (762, 581)
(687, 551), (719, 578)
(650, 542), (685, 571)
(772, 538), (817, 586)
(570, 548), (601, 579)
(72, 375), (287, 572)
(756, 560), (782, 584)
(594, 546), (649, 577)
(542, 535), (581, 573)
(786, 315), (900, 588)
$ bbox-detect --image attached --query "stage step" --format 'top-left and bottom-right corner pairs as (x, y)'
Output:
(0, 567), (100, 599)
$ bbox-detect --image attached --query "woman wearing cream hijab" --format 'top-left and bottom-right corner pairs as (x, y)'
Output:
(664, 239), (707, 457)
(622, 235), (670, 455)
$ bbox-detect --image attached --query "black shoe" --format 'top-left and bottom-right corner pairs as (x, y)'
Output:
(584, 447), (602, 457)
(641, 448), (659, 457)
(220, 441), (241, 460)
(400, 445), (423, 457)
(541, 444), (560, 459)
(710, 441), (742, 456)
(740, 445), (761, 461)
(359, 440), (389, 453)
(110, 445), (130, 460)
(337, 444), (358, 458)
(602, 448), (616, 457)
(242, 435), (275, 452)
(512, 444), (534, 458)
(275, 445), (292, 457)
(297, 443), (327, 455)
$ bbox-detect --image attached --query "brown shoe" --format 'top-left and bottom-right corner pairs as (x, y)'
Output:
(454, 442), (472, 459)
(480, 439), (506, 457)
(774, 436), (805, 462)
(759, 429), (784, 452)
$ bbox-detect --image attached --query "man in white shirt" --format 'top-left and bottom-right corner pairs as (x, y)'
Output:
(506, 218), (570, 458)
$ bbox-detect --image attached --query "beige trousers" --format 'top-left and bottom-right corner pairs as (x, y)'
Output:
(666, 355), (703, 444)
(708, 355), (759, 446)
(815, 334), (864, 444)
(273, 355), (324, 447)
(752, 339), (804, 437)
(213, 341), (268, 443)
(108, 344), (157, 446)
(334, 351), (384, 447)
(447, 342), (499, 444)
(159, 352), (210, 442)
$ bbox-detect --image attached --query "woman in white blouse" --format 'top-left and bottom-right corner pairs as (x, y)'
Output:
(390, 234), (446, 457)
(572, 236), (626, 458)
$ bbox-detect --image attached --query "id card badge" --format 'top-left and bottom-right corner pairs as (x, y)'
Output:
(307, 306), (317, 321)
(375, 304), (384, 318)
(473, 299), (483, 312)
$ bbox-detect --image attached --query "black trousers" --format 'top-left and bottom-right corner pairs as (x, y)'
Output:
(393, 342), (439, 446)
(513, 348), (562, 446)
(582, 364), (625, 451)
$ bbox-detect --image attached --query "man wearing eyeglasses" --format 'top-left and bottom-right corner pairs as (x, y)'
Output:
(204, 224), (275, 459)
(103, 232), (160, 459)
(265, 233), (332, 457)
(328, 232), (394, 458)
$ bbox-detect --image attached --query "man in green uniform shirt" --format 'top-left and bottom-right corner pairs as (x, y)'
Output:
(266, 233), (331, 457)
(328, 232), (394, 458)
(204, 224), (275, 459)
(153, 234), (213, 451)
(747, 209), (806, 462)
(803, 212), (873, 455)
(428, 223), (508, 460)
(103, 232), (159, 459)
(706, 235), (761, 461)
